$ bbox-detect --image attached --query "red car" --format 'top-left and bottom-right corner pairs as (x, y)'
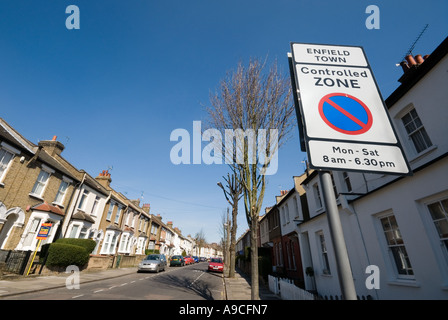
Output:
(208, 257), (224, 273)
(184, 256), (194, 265)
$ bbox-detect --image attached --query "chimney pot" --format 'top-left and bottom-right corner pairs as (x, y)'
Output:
(52, 135), (57, 141)
(405, 55), (417, 66)
(423, 54), (430, 60)
(415, 54), (424, 64)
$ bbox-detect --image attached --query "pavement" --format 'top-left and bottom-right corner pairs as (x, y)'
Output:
(0, 265), (281, 300)
(223, 267), (281, 300)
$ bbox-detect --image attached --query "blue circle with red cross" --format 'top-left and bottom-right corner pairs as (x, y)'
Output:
(318, 93), (373, 135)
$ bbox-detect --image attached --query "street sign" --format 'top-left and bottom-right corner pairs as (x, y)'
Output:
(318, 93), (373, 135)
(36, 223), (52, 240)
(289, 42), (411, 175)
(27, 222), (53, 276)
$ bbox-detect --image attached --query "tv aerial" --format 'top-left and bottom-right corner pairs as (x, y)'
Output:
(399, 24), (429, 63)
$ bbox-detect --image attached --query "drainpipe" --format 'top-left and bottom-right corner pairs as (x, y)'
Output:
(350, 201), (380, 300)
(61, 172), (87, 238)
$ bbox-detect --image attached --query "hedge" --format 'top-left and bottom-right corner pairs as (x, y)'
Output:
(55, 238), (97, 254)
(145, 249), (160, 255)
(45, 243), (90, 268)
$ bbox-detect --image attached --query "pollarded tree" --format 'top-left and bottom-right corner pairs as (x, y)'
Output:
(206, 57), (295, 299)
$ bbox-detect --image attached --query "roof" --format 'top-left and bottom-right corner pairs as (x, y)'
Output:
(0, 118), (36, 154)
(72, 210), (95, 223)
(0, 118), (79, 181)
(83, 172), (110, 196)
(106, 224), (122, 232)
(32, 202), (65, 216)
(386, 36), (448, 107)
(36, 149), (79, 181)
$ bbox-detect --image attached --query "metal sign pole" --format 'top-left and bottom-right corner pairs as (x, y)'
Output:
(26, 239), (42, 276)
(318, 170), (357, 300)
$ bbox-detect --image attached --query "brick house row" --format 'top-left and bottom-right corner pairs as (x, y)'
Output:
(237, 36), (448, 299)
(0, 119), (202, 270)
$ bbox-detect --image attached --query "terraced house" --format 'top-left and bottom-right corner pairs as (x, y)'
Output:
(0, 119), (80, 251)
(0, 117), (199, 274)
(238, 35), (448, 300)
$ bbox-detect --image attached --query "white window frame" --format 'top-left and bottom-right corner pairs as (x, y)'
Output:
(101, 230), (120, 255)
(342, 171), (352, 192)
(79, 227), (88, 239)
(106, 202), (115, 221)
(418, 193), (448, 285)
(30, 165), (54, 198)
(131, 214), (137, 228)
(426, 198), (448, 260)
(0, 142), (18, 184)
(91, 195), (100, 216)
(53, 176), (72, 206)
(317, 231), (331, 275)
(77, 189), (90, 211)
(114, 206), (122, 224)
(293, 196), (300, 219)
(118, 232), (130, 253)
(69, 224), (80, 238)
(136, 237), (145, 255)
(313, 183), (323, 211)
(125, 210), (131, 226)
(401, 107), (433, 155)
(376, 212), (415, 280)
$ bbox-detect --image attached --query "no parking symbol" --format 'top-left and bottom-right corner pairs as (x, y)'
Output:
(318, 93), (373, 135)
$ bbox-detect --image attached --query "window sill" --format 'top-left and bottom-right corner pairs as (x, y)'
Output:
(387, 279), (420, 288)
(408, 145), (438, 163)
(29, 193), (44, 201)
(52, 202), (65, 208)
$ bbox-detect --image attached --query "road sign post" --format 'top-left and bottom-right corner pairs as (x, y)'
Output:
(319, 171), (357, 300)
(289, 42), (411, 299)
(26, 223), (52, 276)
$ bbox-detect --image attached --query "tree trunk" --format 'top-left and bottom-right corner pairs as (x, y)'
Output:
(229, 205), (238, 278)
(250, 216), (259, 300)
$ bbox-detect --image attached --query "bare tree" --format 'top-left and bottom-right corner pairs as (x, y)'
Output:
(194, 228), (207, 257)
(218, 208), (231, 276)
(217, 170), (243, 278)
(206, 57), (294, 299)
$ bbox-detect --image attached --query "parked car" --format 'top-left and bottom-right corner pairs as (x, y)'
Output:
(184, 256), (194, 265)
(170, 255), (185, 267)
(199, 257), (207, 262)
(138, 254), (167, 273)
(208, 257), (224, 273)
(193, 256), (199, 263)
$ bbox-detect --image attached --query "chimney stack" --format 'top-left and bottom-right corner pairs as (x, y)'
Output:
(38, 136), (65, 156)
(142, 203), (150, 214)
(399, 53), (429, 83)
(95, 170), (112, 188)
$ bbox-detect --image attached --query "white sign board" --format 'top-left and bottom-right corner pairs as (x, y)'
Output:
(290, 43), (410, 175)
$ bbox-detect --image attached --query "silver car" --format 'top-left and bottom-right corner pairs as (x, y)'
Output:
(138, 254), (167, 273)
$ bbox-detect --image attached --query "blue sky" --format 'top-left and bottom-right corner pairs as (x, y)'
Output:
(1, 1), (447, 244)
